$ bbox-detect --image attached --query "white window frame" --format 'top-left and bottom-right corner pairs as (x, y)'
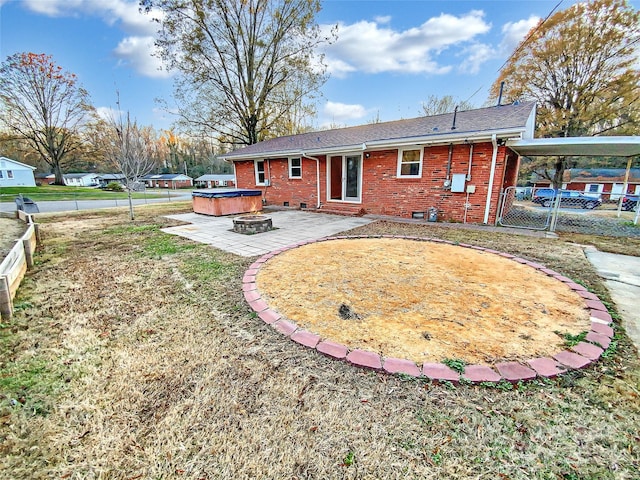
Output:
(288, 157), (302, 179)
(254, 160), (266, 185)
(396, 146), (423, 178)
(6, 170), (13, 179)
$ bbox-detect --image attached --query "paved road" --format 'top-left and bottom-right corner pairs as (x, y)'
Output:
(0, 192), (192, 214)
(585, 247), (640, 356)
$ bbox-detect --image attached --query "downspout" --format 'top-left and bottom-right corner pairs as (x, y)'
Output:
(483, 134), (499, 224)
(302, 152), (321, 209)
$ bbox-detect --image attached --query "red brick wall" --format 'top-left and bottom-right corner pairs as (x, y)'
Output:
(235, 158), (326, 208)
(234, 142), (513, 224)
(148, 179), (193, 188)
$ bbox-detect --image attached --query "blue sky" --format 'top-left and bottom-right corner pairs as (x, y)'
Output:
(0, 0), (597, 131)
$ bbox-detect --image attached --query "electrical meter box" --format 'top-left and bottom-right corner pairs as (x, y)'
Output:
(451, 173), (466, 193)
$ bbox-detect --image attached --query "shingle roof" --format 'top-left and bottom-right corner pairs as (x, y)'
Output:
(222, 101), (536, 160)
(98, 173), (126, 180)
(142, 174), (192, 180)
(65, 173), (99, 179)
(195, 174), (235, 181)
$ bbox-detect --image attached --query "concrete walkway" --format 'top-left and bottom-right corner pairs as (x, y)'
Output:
(585, 247), (640, 355)
(162, 210), (372, 257)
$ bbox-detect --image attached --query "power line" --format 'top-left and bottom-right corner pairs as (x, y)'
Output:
(495, 0), (564, 74)
(464, 0), (565, 105)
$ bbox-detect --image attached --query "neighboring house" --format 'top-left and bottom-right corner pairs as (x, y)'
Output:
(141, 173), (193, 189)
(194, 174), (236, 188)
(0, 157), (36, 187)
(533, 168), (640, 199)
(221, 102), (537, 224)
(35, 172), (55, 185)
(64, 173), (100, 187)
(97, 173), (127, 188)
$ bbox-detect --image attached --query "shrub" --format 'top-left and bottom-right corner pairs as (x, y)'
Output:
(105, 181), (124, 192)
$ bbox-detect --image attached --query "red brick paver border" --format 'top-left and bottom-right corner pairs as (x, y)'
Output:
(243, 236), (614, 384)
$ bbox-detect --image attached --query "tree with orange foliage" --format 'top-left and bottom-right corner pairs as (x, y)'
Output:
(490, 0), (640, 188)
(0, 52), (95, 184)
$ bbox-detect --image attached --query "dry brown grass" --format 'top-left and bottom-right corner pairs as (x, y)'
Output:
(257, 238), (590, 364)
(1, 209), (639, 479)
(0, 216), (28, 257)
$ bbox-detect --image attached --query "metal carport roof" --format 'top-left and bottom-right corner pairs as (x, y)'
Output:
(507, 136), (640, 157)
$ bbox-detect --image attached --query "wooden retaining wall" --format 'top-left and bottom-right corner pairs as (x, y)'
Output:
(0, 212), (39, 319)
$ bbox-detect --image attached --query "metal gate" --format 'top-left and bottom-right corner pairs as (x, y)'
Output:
(499, 186), (640, 236)
(498, 186), (551, 230)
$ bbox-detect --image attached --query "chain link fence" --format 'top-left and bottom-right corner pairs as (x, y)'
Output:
(499, 186), (640, 237)
(0, 189), (192, 214)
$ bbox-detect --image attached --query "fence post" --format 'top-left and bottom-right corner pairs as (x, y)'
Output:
(0, 275), (13, 320)
(74, 192), (79, 210)
(34, 224), (41, 245)
(548, 194), (561, 232)
(22, 237), (34, 270)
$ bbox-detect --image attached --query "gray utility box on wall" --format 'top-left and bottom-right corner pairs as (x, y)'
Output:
(451, 173), (467, 193)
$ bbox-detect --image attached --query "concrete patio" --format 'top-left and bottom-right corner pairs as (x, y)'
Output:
(162, 210), (373, 257)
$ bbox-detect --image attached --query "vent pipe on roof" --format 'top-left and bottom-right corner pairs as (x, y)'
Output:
(451, 106), (458, 130)
(497, 82), (505, 106)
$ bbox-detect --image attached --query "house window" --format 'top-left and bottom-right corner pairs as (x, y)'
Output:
(7, 170), (14, 179)
(397, 147), (423, 178)
(0, 171), (3, 179)
(255, 160), (266, 185)
(289, 157), (302, 178)
(586, 183), (603, 193)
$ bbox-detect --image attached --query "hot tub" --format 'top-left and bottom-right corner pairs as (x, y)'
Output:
(192, 188), (263, 216)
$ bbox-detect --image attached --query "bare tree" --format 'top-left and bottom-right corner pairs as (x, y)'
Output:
(141, 0), (331, 146)
(421, 95), (475, 116)
(0, 52), (94, 184)
(103, 102), (157, 220)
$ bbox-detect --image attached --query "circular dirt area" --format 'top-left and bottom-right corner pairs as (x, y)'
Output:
(256, 238), (591, 365)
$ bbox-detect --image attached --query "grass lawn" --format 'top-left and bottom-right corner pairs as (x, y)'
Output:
(0, 205), (638, 479)
(0, 185), (184, 202)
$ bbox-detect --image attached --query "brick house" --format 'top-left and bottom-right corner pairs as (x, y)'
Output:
(194, 174), (236, 188)
(141, 173), (193, 189)
(221, 102), (536, 224)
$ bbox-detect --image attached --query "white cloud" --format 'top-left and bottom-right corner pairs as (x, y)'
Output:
(22, 0), (160, 35)
(500, 15), (540, 54)
(113, 36), (171, 78)
(374, 15), (391, 25)
(20, 0), (166, 79)
(95, 106), (122, 122)
(459, 43), (494, 74)
(320, 10), (490, 77)
(323, 101), (368, 122)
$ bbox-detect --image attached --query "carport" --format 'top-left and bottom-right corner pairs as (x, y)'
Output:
(506, 136), (640, 226)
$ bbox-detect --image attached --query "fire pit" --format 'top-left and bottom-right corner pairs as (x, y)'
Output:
(232, 214), (273, 234)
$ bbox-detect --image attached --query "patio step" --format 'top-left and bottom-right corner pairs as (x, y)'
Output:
(316, 204), (365, 216)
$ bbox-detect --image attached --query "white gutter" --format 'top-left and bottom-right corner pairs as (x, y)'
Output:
(483, 134), (499, 225)
(302, 152), (322, 208)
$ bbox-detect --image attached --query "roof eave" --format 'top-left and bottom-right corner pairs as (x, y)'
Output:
(221, 127), (527, 162)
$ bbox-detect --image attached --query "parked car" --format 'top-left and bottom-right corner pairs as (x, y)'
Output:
(622, 194), (639, 211)
(532, 188), (602, 209)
